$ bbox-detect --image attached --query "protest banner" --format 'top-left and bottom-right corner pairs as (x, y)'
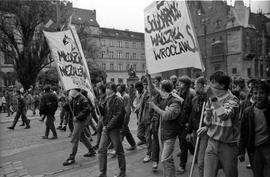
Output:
(43, 28), (94, 103)
(144, 1), (203, 74)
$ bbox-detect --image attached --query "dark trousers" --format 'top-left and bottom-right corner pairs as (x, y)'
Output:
(70, 120), (94, 159)
(98, 128), (126, 176)
(45, 115), (57, 137)
(59, 108), (66, 126)
(137, 121), (152, 155)
(95, 120), (103, 147)
(121, 125), (136, 147)
(121, 115), (136, 147)
(253, 143), (270, 177)
(11, 109), (29, 128)
(63, 112), (74, 132)
(151, 120), (160, 163)
(178, 128), (188, 168)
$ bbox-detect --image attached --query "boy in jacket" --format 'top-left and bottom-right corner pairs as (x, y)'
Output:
(239, 80), (270, 177)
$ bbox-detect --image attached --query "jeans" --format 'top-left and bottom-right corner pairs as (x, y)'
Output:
(204, 139), (238, 177)
(197, 134), (209, 177)
(121, 115), (136, 147)
(45, 115), (57, 137)
(151, 120), (160, 163)
(253, 142), (270, 177)
(98, 128), (126, 177)
(178, 128), (188, 168)
(70, 120), (94, 159)
(161, 138), (176, 177)
(137, 121), (151, 155)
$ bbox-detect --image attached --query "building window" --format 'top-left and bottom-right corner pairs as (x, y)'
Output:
(118, 78), (123, 84)
(118, 63), (123, 71)
(214, 64), (220, 71)
(118, 41), (122, 48)
(141, 53), (145, 60)
(109, 51), (114, 58)
(260, 64), (264, 77)
(110, 63), (114, 71)
(101, 40), (106, 46)
(126, 52), (129, 59)
(126, 63), (130, 71)
(4, 54), (13, 64)
(110, 40), (114, 47)
(111, 78), (115, 82)
(133, 42), (136, 48)
(247, 68), (251, 77)
(125, 41), (129, 48)
(142, 64), (145, 71)
(101, 51), (106, 58)
(117, 51), (122, 59)
(102, 63), (106, 70)
(132, 53), (136, 59)
(232, 68), (237, 74)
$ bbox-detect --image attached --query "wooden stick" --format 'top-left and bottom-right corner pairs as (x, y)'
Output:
(189, 101), (206, 177)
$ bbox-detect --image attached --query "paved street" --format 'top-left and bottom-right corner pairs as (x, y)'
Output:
(0, 110), (254, 177)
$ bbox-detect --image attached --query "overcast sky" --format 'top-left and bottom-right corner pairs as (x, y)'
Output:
(73, 0), (270, 32)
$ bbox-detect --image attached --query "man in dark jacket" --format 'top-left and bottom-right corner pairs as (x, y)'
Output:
(7, 88), (30, 130)
(239, 80), (270, 177)
(97, 82), (126, 177)
(63, 88), (96, 166)
(39, 85), (58, 139)
(149, 79), (182, 177)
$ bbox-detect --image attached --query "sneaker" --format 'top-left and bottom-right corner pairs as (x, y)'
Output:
(20, 123), (25, 126)
(152, 162), (158, 170)
(56, 125), (62, 130)
(83, 151), (96, 157)
(177, 166), (185, 174)
(42, 136), (48, 139)
(7, 127), (14, 130)
(143, 155), (151, 163)
(137, 141), (145, 146)
(246, 164), (252, 169)
(63, 158), (75, 166)
(126, 146), (136, 151)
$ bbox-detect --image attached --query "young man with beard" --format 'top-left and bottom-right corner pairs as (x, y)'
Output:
(186, 77), (208, 177)
(97, 82), (126, 177)
(148, 77), (182, 177)
(239, 80), (270, 177)
(199, 71), (240, 177)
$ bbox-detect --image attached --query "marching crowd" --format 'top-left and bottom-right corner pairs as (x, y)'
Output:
(3, 70), (270, 177)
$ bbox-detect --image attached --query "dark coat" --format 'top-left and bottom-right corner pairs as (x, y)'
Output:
(101, 94), (125, 131)
(40, 92), (58, 115)
(239, 102), (270, 154)
(70, 93), (91, 122)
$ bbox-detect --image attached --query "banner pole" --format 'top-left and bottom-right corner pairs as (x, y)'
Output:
(189, 101), (206, 177)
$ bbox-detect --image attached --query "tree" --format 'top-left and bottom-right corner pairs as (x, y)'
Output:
(87, 61), (107, 84)
(0, 0), (72, 90)
(37, 67), (59, 86)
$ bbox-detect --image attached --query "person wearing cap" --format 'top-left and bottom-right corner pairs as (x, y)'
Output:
(7, 88), (30, 130)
